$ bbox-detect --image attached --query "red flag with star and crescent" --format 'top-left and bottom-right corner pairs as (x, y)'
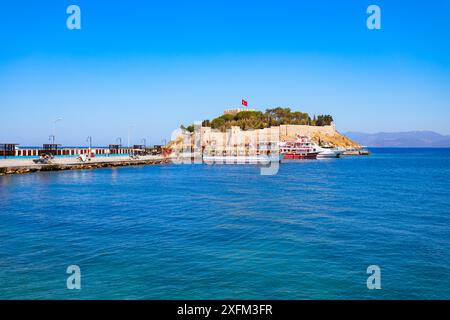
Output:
(241, 99), (248, 107)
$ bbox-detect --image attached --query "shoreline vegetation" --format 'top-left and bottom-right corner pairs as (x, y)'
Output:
(181, 107), (334, 132)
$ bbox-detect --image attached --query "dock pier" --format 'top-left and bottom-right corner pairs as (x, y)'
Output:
(0, 155), (169, 176)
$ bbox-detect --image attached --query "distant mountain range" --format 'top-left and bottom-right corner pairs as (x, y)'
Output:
(344, 131), (450, 147)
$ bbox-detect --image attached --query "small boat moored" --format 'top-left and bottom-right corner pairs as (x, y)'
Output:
(312, 145), (342, 158)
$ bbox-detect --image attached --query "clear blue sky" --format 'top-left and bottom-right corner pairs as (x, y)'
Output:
(1, 0), (450, 146)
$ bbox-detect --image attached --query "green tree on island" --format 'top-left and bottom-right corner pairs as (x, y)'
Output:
(182, 108), (333, 132)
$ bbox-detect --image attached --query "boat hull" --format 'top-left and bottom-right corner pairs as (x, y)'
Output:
(283, 152), (319, 160)
(317, 150), (341, 158)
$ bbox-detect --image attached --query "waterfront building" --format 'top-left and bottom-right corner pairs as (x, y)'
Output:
(0, 143), (19, 158)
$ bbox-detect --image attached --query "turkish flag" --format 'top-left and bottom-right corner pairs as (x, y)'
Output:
(242, 99), (248, 107)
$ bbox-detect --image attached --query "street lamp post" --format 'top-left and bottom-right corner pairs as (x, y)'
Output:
(127, 125), (134, 148)
(86, 136), (92, 149)
(52, 118), (62, 144)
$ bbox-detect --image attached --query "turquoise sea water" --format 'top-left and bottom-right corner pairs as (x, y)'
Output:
(1, 148), (449, 299)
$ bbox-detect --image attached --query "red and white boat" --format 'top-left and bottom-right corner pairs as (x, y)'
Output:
(280, 136), (319, 160)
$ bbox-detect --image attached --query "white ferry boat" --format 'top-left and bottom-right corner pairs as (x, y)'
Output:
(312, 145), (342, 158)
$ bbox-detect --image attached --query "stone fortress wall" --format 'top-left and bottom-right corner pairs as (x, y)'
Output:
(201, 124), (339, 147)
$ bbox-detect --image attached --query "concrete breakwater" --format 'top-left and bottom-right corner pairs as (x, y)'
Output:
(0, 156), (169, 176)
